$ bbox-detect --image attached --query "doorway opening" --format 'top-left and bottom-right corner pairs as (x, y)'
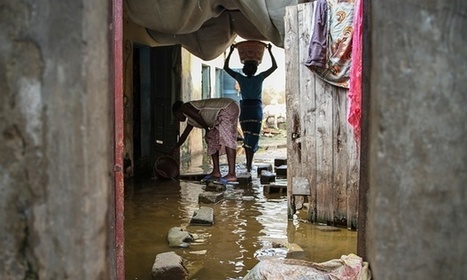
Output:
(114, 1), (366, 278)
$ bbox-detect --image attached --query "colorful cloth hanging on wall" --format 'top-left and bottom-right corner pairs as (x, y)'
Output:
(348, 0), (363, 149)
(305, 0), (356, 89)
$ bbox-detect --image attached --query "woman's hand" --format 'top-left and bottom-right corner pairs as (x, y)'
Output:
(204, 129), (213, 142)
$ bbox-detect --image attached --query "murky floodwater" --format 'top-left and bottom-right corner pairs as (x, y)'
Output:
(124, 139), (357, 279)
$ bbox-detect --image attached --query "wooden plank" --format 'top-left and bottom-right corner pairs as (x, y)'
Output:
(347, 104), (360, 229)
(297, 3), (317, 221)
(285, 5), (301, 218)
(332, 87), (350, 227)
(315, 78), (334, 224)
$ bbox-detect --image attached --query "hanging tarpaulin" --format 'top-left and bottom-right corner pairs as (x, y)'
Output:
(305, 0), (356, 89)
(124, 0), (299, 60)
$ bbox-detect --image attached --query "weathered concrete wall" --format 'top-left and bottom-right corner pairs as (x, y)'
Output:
(0, 0), (112, 279)
(367, 0), (467, 279)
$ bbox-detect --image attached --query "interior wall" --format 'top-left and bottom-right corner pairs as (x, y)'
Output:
(0, 0), (112, 278)
(366, 0), (467, 278)
(178, 48), (228, 170)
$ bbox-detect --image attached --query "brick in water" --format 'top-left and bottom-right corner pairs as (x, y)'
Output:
(266, 181), (287, 194)
(274, 158), (287, 167)
(151, 251), (188, 280)
(256, 163), (272, 175)
(190, 206), (214, 225)
(286, 243), (306, 259)
(275, 165), (287, 178)
(198, 191), (224, 204)
(204, 182), (225, 192)
(237, 173), (252, 185)
(260, 171), (276, 184)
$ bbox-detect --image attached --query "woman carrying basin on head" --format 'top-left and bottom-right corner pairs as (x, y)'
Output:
(223, 42), (278, 172)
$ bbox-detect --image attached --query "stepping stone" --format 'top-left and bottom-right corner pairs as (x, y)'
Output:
(237, 173), (252, 185)
(286, 243), (306, 259)
(190, 206), (214, 226)
(198, 191), (224, 204)
(274, 158), (287, 167)
(204, 182), (225, 192)
(260, 171), (276, 184)
(275, 165), (287, 178)
(256, 163), (272, 175)
(151, 251), (188, 280)
(264, 181), (287, 195)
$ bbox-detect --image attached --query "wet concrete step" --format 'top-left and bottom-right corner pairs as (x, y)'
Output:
(256, 163), (273, 175)
(260, 171), (276, 184)
(198, 191), (224, 204)
(204, 182), (225, 192)
(275, 165), (287, 178)
(151, 252), (188, 279)
(190, 207), (214, 226)
(263, 180), (288, 195)
(274, 158), (287, 167)
(237, 173), (252, 185)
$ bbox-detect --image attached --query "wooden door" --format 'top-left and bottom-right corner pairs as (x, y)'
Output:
(285, 3), (359, 229)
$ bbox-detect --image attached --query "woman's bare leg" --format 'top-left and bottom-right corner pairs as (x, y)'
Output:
(210, 151), (222, 177)
(223, 147), (237, 181)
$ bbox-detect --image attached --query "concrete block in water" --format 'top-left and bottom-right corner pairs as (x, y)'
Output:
(237, 173), (252, 185)
(151, 251), (188, 280)
(190, 206), (214, 225)
(204, 182), (225, 192)
(260, 171), (276, 184)
(286, 243), (306, 259)
(264, 180), (287, 195)
(274, 158), (287, 167)
(199, 191), (224, 204)
(275, 165), (287, 178)
(256, 163), (272, 175)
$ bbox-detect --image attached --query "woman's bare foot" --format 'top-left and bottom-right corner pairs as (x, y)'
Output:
(208, 171), (221, 178)
(222, 175), (237, 182)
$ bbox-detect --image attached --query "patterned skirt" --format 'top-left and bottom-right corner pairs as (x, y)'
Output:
(239, 99), (263, 153)
(205, 102), (240, 155)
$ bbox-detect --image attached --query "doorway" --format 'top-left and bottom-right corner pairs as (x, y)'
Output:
(132, 45), (152, 174)
(130, 45), (181, 175)
(114, 1), (365, 278)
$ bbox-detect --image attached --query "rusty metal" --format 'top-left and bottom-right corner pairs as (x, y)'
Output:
(112, 0), (125, 278)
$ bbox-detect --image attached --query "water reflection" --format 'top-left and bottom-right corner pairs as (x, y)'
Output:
(124, 174), (357, 279)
